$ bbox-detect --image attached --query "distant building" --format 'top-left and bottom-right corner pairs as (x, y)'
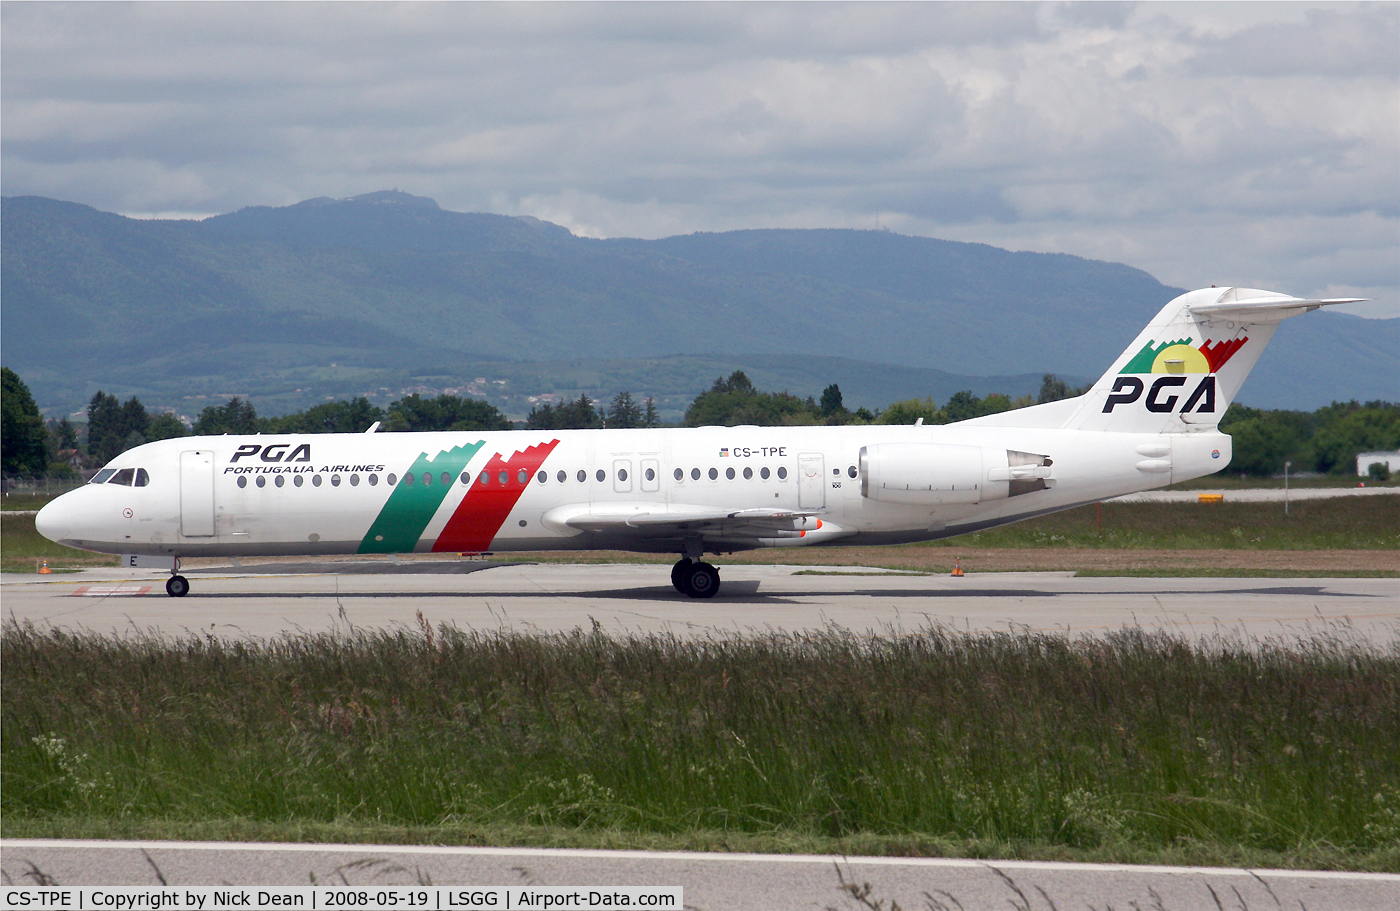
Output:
(1356, 451), (1400, 476)
(55, 448), (84, 470)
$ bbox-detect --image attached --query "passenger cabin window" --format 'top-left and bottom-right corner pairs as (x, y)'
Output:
(674, 468), (683, 481)
(91, 469), (117, 484)
(708, 468), (718, 480)
(109, 468), (135, 486)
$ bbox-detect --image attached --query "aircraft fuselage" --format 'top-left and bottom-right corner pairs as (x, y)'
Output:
(36, 422), (1229, 560)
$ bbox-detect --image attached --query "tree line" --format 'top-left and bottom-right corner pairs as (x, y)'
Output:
(4, 365), (1396, 480)
(1, 368), (661, 475)
(1221, 400), (1399, 479)
(683, 370), (1084, 427)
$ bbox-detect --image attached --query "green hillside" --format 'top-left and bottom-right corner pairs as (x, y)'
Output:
(2, 191), (1394, 416)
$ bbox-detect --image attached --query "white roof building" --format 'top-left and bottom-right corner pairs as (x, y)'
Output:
(1356, 451), (1400, 476)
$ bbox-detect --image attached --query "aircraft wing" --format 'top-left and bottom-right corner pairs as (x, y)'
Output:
(541, 503), (820, 538)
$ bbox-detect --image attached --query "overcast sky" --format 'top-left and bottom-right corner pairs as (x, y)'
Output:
(4, 2), (1396, 317)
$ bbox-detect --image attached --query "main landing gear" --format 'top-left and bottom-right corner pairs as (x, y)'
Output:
(671, 557), (720, 599)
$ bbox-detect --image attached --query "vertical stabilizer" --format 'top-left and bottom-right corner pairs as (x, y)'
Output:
(1066, 287), (1361, 434)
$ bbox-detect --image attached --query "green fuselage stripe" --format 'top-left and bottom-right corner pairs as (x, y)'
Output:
(358, 442), (483, 553)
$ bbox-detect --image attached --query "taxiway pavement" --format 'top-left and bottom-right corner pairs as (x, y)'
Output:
(1110, 486), (1398, 502)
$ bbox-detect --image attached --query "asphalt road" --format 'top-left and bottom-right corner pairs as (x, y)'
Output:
(3, 840), (1398, 911)
(2, 563), (1397, 643)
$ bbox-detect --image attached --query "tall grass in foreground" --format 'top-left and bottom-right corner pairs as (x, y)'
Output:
(4, 619), (1398, 862)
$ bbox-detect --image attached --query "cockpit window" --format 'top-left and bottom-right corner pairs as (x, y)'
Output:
(91, 469), (117, 484)
(109, 468), (135, 486)
(134, 468), (150, 487)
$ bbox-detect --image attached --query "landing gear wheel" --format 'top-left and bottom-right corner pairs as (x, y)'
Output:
(166, 575), (189, 598)
(671, 558), (693, 593)
(682, 562), (720, 599)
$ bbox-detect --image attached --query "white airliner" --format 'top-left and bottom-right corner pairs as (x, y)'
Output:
(36, 287), (1357, 598)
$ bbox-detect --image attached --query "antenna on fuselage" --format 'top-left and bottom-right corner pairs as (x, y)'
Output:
(365, 421), (381, 434)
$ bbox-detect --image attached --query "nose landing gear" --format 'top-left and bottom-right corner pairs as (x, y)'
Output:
(671, 557), (720, 598)
(165, 555), (188, 597)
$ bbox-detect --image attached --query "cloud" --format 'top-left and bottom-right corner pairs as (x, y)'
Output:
(2, 1), (1396, 318)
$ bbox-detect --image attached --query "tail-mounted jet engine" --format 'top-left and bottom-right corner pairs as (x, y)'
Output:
(859, 444), (1053, 505)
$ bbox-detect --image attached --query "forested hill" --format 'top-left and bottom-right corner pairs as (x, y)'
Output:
(3, 191), (1394, 414)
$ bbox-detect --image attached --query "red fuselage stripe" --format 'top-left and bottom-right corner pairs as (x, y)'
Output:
(432, 440), (560, 552)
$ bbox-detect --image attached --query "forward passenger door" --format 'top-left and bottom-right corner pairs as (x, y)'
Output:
(179, 450), (216, 537)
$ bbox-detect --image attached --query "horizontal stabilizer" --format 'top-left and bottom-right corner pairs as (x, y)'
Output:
(1189, 296), (1364, 320)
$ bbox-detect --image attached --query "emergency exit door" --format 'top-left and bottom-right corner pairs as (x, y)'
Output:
(180, 450), (216, 537)
(798, 453), (826, 509)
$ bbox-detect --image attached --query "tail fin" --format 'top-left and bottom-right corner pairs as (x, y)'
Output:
(1066, 287), (1362, 433)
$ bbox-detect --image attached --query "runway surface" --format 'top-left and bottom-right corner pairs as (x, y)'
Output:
(2, 840), (1397, 910)
(3, 562), (1396, 643)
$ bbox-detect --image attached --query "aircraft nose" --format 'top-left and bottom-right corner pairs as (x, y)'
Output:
(34, 496), (70, 544)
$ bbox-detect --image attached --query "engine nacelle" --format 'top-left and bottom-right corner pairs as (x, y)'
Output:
(860, 444), (1054, 505)
(859, 443), (985, 505)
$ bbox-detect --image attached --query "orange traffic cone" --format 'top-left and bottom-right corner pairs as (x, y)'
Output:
(951, 557), (964, 577)
(38, 560), (52, 574)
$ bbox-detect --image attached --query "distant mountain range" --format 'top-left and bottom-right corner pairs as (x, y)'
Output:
(2, 190), (1394, 418)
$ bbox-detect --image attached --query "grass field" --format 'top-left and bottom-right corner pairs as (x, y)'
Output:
(4, 620), (1397, 870)
(0, 511), (117, 574)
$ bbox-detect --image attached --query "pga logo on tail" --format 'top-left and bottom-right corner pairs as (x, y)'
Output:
(1102, 335), (1245, 413)
(1103, 375), (1216, 414)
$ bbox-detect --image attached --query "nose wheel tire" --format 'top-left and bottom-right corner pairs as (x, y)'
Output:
(681, 561), (720, 599)
(166, 575), (189, 598)
(671, 558), (693, 593)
